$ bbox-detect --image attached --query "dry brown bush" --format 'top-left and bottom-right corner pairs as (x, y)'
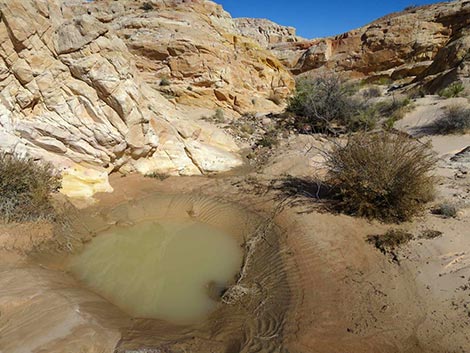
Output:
(324, 132), (437, 222)
(0, 153), (61, 223)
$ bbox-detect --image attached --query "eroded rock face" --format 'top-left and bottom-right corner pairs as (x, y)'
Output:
(68, 0), (295, 114)
(415, 26), (470, 93)
(0, 0), (244, 198)
(256, 0), (470, 87)
(234, 18), (302, 48)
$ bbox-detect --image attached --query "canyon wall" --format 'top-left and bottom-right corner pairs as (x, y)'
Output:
(239, 0), (470, 90)
(0, 0), (296, 198)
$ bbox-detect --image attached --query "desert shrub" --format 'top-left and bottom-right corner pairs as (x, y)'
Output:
(404, 5), (418, 11)
(140, 2), (153, 11)
(0, 153), (61, 223)
(433, 202), (459, 218)
(367, 229), (414, 254)
(159, 77), (171, 86)
(145, 172), (170, 181)
(256, 130), (279, 148)
(212, 108), (225, 123)
(408, 88), (427, 99)
(376, 97), (413, 129)
(362, 86), (382, 99)
(325, 132), (437, 222)
(240, 123), (255, 135)
(420, 229), (443, 239)
(369, 77), (393, 86)
(376, 97), (411, 118)
(431, 106), (470, 134)
(287, 75), (377, 133)
(347, 105), (379, 131)
(438, 81), (465, 98)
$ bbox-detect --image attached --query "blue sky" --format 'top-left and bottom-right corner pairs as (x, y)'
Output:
(217, 0), (442, 38)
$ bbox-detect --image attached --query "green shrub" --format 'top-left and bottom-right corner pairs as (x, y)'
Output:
(212, 108), (225, 123)
(438, 82), (465, 98)
(145, 172), (170, 181)
(140, 2), (154, 11)
(287, 75), (377, 133)
(240, 123), (255, 135)
(376, 97), (411, 118)
(433, 202), (459, 218)
(0, 153), (61, 223)
(362, 86), (382, 99)
(348, 105), (379, 131)
(376, 97), (412, 129)
(432, 106), (470, 134)
(159, 77), (171, 86)
(369, 77), (393, 86)
(325, 132), (437, 222)
(256, 130), (279, 148)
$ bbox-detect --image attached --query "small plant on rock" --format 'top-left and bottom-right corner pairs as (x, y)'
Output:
(256, 132), (278, 148)
(438, 81), (465, 98)
(159, 77), (171, 86)
(404, 5), (418, 11)
(140, 2), (154, 11)
(324, 132), (437, 222)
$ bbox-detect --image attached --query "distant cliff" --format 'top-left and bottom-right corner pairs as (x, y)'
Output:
(238, 0), (470, 91)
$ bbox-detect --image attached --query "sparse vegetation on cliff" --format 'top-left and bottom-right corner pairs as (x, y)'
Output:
(159, 77), (171, 86)
(140, 2), (154, 11)
(325, 132), (436, 222)
(0, 153), (61, 223)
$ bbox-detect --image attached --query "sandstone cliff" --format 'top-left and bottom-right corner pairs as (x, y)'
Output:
(247, 0), (470, 90)
(68, 0), (295, 114)
(0, 0), (245, 198)
(234, 18), (302, 48)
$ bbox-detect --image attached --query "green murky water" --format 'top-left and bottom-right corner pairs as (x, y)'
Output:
(69, 221), (242, 323)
